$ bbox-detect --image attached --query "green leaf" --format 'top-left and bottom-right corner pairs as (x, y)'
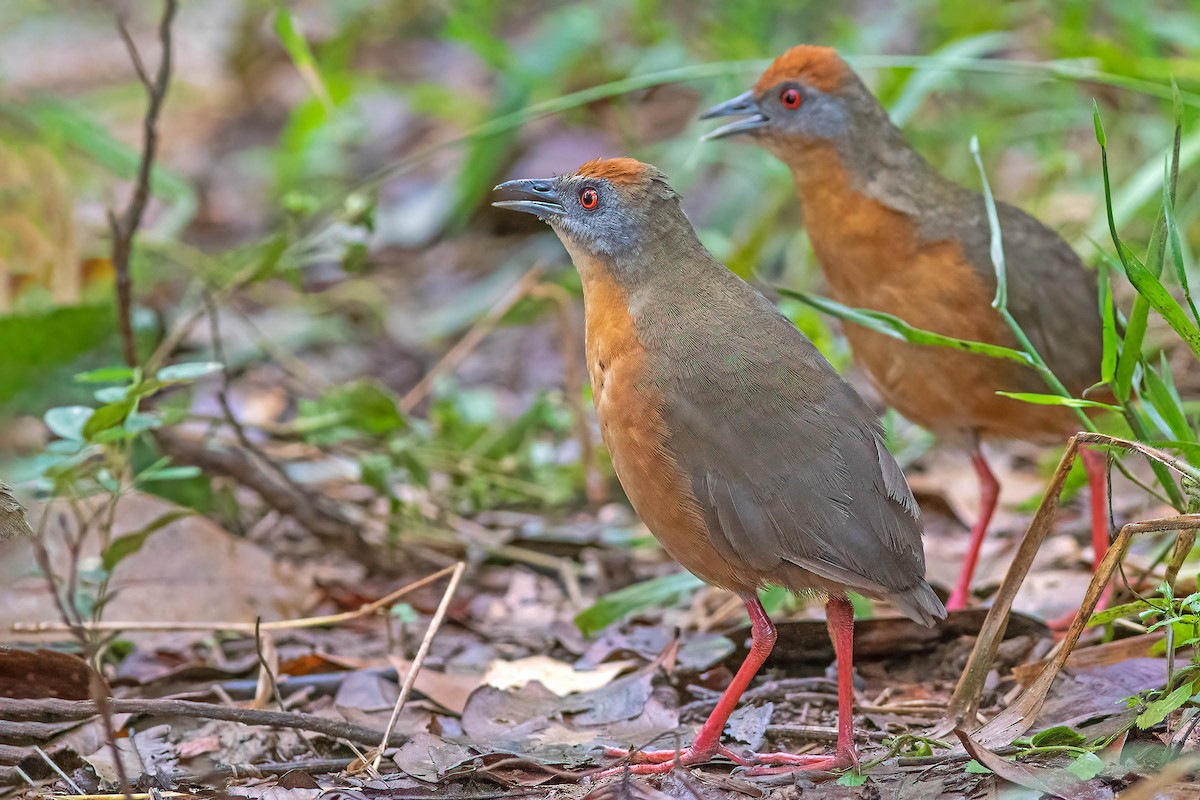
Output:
(836, 770), (868, 787)
(1087, 599), (1161, 626)
(274, 8), (335, 113)
(969, 135), (1007, 311)
(1118, 244), (1200, 360)
(964, 759), (993, 774)
(1162, 168), (1199, 327)
(157, 362), (223, 382)
(1092, 99), (1107, 148)
(44, 406), (94, 441)
(94, 386), (130, 404)
(75, 366), (137, 384)
(100, 509), (193, 572)
(1136, 681), (1196, 728)
(777, 289), (1033, 367)
(1143, 357), (1193, 442)
(296, 379), (407, 444)
(574, 572), (703, 636)
(83, 400), (135, 440)
(1097, 261), (1118, 383)
(995, 392), (1120, 411)
(1065, 751), (1105, 781)
(1030, 725), (1087, 748)
(138, 465), (202, 482)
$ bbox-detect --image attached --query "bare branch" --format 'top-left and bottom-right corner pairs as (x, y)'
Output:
(0, 697), (405, 748)
(110, 0), (178, 367)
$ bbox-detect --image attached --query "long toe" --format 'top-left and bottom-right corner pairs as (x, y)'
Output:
(597, 745), (721, 777)
(736, 750), (857, 776)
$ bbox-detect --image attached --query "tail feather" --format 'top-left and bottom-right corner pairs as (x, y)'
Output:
(888, 581), (947, 628)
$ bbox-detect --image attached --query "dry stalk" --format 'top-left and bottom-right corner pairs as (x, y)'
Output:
(369, 560), (466, 770)
(14, 562), (458, 634)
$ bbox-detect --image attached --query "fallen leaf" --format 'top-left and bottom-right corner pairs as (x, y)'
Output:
(0, 647), (97, 699)
(581, 776), (676, 799)
(177, 734), (221, 759)
(391, 656), (481, 714)
(392, 731), (476, 782)
(83, 724), (177, 789)
(956, 729), (1113, 800)
(483, 655), (632, 696)
(724, 701), (773, 750)
(0, 493), (317, 642)
(334, 670), (397, 712)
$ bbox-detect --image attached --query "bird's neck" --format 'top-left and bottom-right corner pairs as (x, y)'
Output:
(780, 139), (934, 301)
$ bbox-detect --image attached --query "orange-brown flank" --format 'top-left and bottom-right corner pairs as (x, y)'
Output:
(580, 265), (753, 592)
(754, 45), (850, 95)
(792, 143), (1074, 441)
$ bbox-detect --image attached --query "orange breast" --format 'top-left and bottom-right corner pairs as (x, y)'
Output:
(792, 147), (1074, 442)
(580, 269), (758, 592)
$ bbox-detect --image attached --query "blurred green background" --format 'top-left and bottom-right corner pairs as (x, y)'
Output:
(0, 0), (1196, 489)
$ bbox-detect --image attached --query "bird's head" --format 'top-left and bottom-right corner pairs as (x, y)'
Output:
(701, 45), (861, 155)
(493, 157), (682, 262)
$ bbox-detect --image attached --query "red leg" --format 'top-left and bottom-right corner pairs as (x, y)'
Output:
(946, 447), (1001, 610)
(1049, 447), (1113, 632)
(1081, 447), (1111, 569)
(601, 593), (776, 772)
(601, 595), (857, 776)
(744, 597), (858, 773)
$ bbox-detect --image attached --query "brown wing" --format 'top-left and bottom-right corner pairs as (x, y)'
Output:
(652, 282), (945, 626)
(921, 192), (1104, 396)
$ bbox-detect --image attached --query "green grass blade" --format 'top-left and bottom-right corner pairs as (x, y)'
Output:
(968, 136), (1093, 430)
(887, 33), (1012, 127)
(969, 136), (1007, 311)
(1119, 243), (1200, 360)
(575, 572), (703, 636)
(777, 289), (1034, 366)
(1142, 356), (1193, 443)
(1097, 261), (1118, 383)
(995, 392), (1121, 412)
(274, 8), (335, 113)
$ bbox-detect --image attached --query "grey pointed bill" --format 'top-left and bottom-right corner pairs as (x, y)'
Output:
(492, 179), (565, 218)
(699, 90), (769, 140)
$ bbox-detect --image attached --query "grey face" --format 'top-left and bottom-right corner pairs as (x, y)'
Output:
(493, 175), (648, 257)
(701, 82), (849, 144)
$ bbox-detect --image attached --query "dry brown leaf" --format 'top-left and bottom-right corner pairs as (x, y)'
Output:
(0, 647), (97, 700)
(482, 655), (633, 696)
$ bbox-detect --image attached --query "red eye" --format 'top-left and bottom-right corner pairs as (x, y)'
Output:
(780, 88), (802, 110)
(580, 187), (598, 209)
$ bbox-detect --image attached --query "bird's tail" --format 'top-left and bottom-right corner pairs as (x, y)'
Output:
(889, 581), (948, 628)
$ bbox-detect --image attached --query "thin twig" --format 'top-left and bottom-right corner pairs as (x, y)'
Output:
(152, 427), (362, 553)
(371, 560), (466, 770)
(2, 698), (404, 748)
(35, 746), (84, 794)
(109, 0), (177, 367)
(399, 265), (543, 413)
(91, 673), (134, 800)
(204, 291), (314, 504)
(14, 563), (457, 634)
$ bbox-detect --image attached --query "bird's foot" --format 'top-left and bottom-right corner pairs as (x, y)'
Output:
(599, 744), (855, 777)
(729, 745), (857, 776)
(597, 744), (722, 776)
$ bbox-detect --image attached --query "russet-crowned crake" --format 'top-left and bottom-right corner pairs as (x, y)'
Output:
(702, 45), (1108, 611)
(494, 157), (946, 773)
